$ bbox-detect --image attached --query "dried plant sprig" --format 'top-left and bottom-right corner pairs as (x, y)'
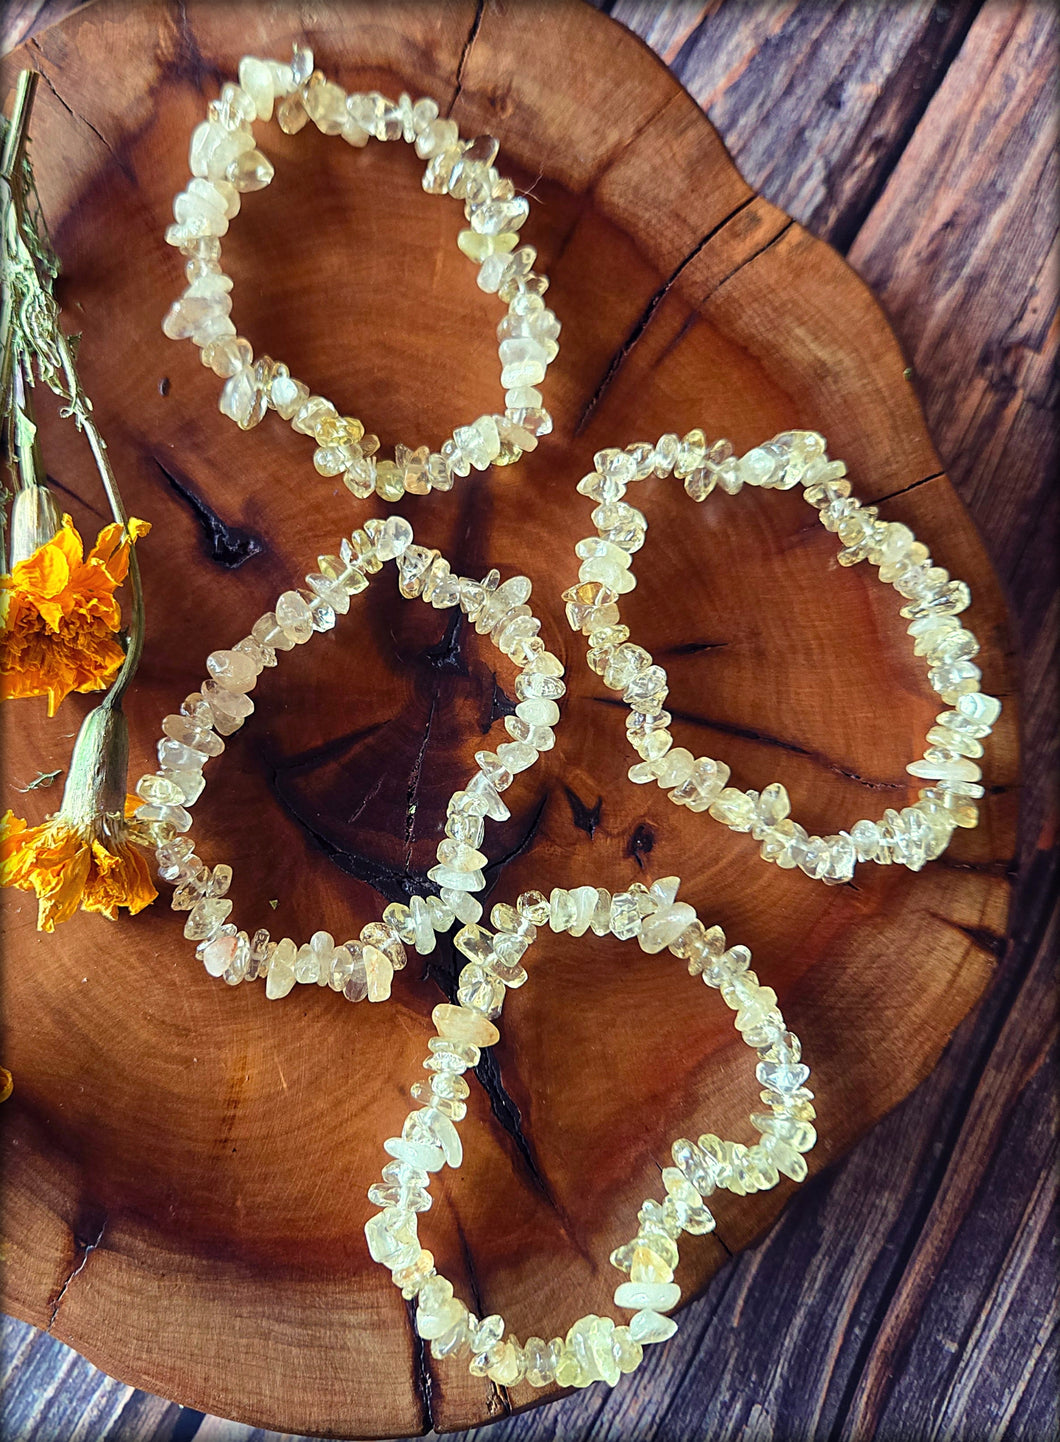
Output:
(2, 68), (145, 704)
(1, 69), (156, 929)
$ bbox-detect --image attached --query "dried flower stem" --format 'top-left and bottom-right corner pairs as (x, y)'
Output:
(1, 68), (144, 706)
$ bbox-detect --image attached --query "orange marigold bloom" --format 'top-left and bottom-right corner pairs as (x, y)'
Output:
(0, 514), (150, 716)
(1, 793), (157, 933)
(0, 1067), (11, 1104)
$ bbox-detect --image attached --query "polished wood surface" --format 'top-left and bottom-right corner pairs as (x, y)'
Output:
(1, 2), (1055, 1439)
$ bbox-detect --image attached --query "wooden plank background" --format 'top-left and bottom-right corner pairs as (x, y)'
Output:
(1, 1), (1056, 1439)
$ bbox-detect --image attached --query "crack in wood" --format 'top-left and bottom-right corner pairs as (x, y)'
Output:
(564, 785), (602, 839)
(446, 0), (486, 118)
(936, 852), (1018, 880)
(487, 672), (518, 728)
(702, 216), (794, 300)
(154, 459), (265, 568)
(482, 790), (550, 882)
(930, 914), (1007, 961)
(627, 820), (654, 867)
(874, 470), (945, 505)
(422, 607), (471, 676)
(403, 1295), (437, 1433)
(267, 720), (391, 777)
(405, 692), (438, 875)
(47, 1218), (106, 1332)
(574, 193), (757, 436)
(264, 769), (424, 905)
(448, 1205), (512, 1418)
(29, 50), (135, 181)
(593, 695), (907, 791)
(666, 639), (730, 656)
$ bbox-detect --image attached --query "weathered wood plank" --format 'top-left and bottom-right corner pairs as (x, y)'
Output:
(0, 1314), (187, 1441)
(613, 0), (984, 249)
(849, 0), (1059, 874)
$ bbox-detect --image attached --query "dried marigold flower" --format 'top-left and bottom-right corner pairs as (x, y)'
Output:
(1, 705), (156, 931)
(0, 512), (150, 716)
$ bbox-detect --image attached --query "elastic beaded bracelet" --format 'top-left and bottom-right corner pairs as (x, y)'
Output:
(364, 877), (815, 1390)
(162, 44), (557, 502)
(563, 431), (1000, 884)
(130, 515), (566, 1000)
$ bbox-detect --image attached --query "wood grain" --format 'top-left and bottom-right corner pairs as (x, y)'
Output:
(1, 2), (1054, 1440)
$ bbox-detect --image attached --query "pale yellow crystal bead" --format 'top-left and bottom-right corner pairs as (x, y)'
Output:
(226, 147), (274, 191)
(709, 787), (757, 830)
(516, 697), (560, 727)
(365, 1208), (421, 1270)
(907, 754), (982, 782)
(364, 945), (394, 1002)
(522, 1337), (555, 1387)
(210, 82), (256, 130)
(752, 1113), (817, 1152)
(265, 937), (296, 999)
(199, 929), (240, 979)
(428, 863), (485, 892)
(270, 370), (310, 419)
(417, 1291), (467, 1342)
(464, 771), (510, 820)
(218, 366), (266, 429)
(627, 1308), (678, 1344)
(392, 1248), (436, 1299)
(638, 902), (697, 954)
(459, 227), (518, 262)
(404, 1107), (462, 1167)
(436, 839), (487, 871)
(238, 56), (275, 121)
(926, 724), (983, 758)
(630, 1245), (674, 1285)
(136, 774), (186, 807)
(205, 648), (258, 692)
(649, 875), (680, 907)
(183, 896), (232, 941)
(567, 885), (599, 937)
(250, 613), (296, 654)
(275, 590), (313, 642)
(457, 964), (505, 1017)
(612, 1325), (643, 1374)
(579, 552), (636, 593)
(202, 334), (252, 377)
(761, 1135), (808, 1182)
(385, 1135), (444, 1172)
(432, 1003), (499, 1049)
(496, 740), (537, 773)
(487, 1340), (526, 1386)
(554, 1340), (590, 1389)
(470, 195), (529, 235)
(304, 77), (348, 133)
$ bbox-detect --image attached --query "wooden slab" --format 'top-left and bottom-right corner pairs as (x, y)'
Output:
(0, 1), (1019, 1435)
